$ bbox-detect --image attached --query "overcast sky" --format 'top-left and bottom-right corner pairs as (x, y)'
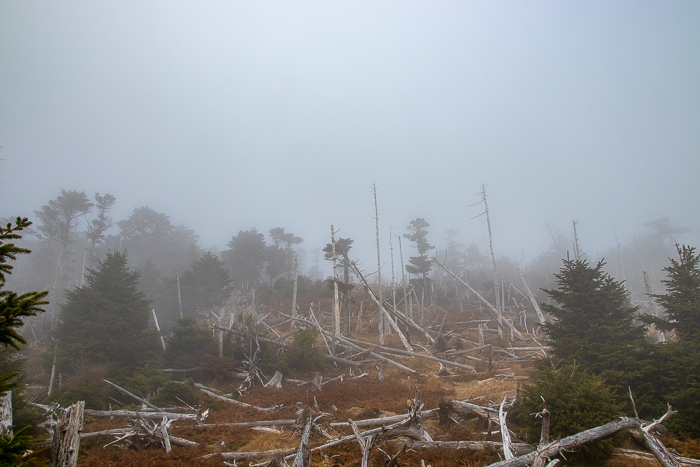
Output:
(1, 1), (698, 271)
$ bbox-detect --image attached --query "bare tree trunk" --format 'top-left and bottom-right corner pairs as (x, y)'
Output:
(0, 391), (11, 437)
(292, 409), (313, 467)
(572, 220), (581, 261)
(151, 309), (166, 351)
(175, 263), (183, 319)
(372, 183), (385, 345)
(331, 226), (340, 355)
(398, 235), (409, 319)
(481, 184), (502, 339)
(349, 261), (413, 352)
(48, 355), (57, 396)
(517, 269), (547, 324)
(292, 254), (299, 328)
(50, 401), (84, 467)
(434, 259), (523, 340)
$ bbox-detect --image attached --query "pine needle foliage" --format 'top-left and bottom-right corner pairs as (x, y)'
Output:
(53, 250), (160, 379)
(649, 244), (700, 342)
(0, 218), (47, 463)
(513, 362), (623, 463)
(542, 258), (647, 396)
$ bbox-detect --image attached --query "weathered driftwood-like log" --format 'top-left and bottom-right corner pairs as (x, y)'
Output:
(499, 397), (514, 460)
(638, 405), (683, 467)
(50, 401), (84, 467)
(265, 371), (284, 389)
(350, 418), (375, 467)
(486, 417), (641, 467)
(342, 336), (476, 372)
(219, 448), (297, 461)
(517, 268), (548, 324)
(349, 261), (413, 352)
(409, 440), (534, 456)
(381, 299), (435, 344)
(292, 409), (313, 467)
(330, 409), (439, 428)
(433, 259), (524, 340)
(159, 416), (172, 453)
(84, 409), (198, 420)
(0, 391), (11, 437)
(384, 393), (432, 442)
(324, 331), (421, 375)
(163, 367), (201, 373)
(196, 384), (278, 413)
(613, 449), (700, 467)
(195, 419), (297, 429)
(103, 379), (161, 411)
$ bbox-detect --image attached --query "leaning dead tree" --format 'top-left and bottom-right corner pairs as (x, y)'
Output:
(433, 258), (524, 340)
(349, 260), (412, 351)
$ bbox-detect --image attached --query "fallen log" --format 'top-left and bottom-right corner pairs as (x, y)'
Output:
(84, 409), (198, 420)
(292, 409), (313, 467)
(433, 259), (524, 340)
(196, 384), (278, 413)
(613, 449), (700, 467)
(103, 379), (161, 411)
(330, 409), (439, 428)
(409, 440), (534, 456)
(342, 336), (476, 372)
(486, 417), (641, 467)
(195, 419), (297, 429)
(349, 261), (413, 352)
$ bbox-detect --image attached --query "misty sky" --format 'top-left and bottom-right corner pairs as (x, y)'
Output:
(1, 1), (698, 270)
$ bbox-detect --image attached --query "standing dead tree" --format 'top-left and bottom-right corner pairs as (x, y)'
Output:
(50, 401), (84, 467)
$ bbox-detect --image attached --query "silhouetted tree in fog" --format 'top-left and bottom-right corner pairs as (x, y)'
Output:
(222, 228), (266, 289)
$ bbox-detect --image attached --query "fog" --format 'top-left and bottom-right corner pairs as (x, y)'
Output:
(1, 1), (699, 272)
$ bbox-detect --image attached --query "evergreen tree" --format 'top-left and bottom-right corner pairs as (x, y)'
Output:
(649, 244), (700, 342)
(180, 251), (232, 315)
(542, 258), (647, 396)
(222, 229), (267, 289)
(54, 251), (160, 379)
(0, 218), (48, 463)
(645, 245), (700, 434)
(404, 218), (434, 296)
(514, 362), (623, 462)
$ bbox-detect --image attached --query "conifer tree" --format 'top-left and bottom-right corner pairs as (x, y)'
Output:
(649, 244), (700, 342)
(54, 251), (160, 378)
(645, 244), (700, 434)
(542, 258), (646, 396)
(0, 218), (48, 463)
(180, 251), (232, 315)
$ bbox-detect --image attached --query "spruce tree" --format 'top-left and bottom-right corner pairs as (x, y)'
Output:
(0, 218), (48, 463)
(542, 258), (647, 396)
(649, 244), (700, 342)
(54, 251), (160, 379)
(646, 245), (700, 434)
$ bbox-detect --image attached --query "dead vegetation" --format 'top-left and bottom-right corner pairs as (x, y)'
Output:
(20, 286), (698, 467)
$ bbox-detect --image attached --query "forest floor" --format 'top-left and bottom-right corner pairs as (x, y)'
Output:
(24, 304), (700, 467)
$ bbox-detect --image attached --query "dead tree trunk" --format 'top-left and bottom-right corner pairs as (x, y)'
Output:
(292, 409), (313, 467)
(433, 258), (524, 340)
(50, 401), (85, 467)
(0, 391), (11, 437)
(292, 254), (299, 328)
(349, 261), (413, 352)
(486, 417), (641, 467)
(331, 226), (340, 355)
(517, 268), (547, 324)
(151, 308), (166, 351)
(372, 183), (385, 345)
